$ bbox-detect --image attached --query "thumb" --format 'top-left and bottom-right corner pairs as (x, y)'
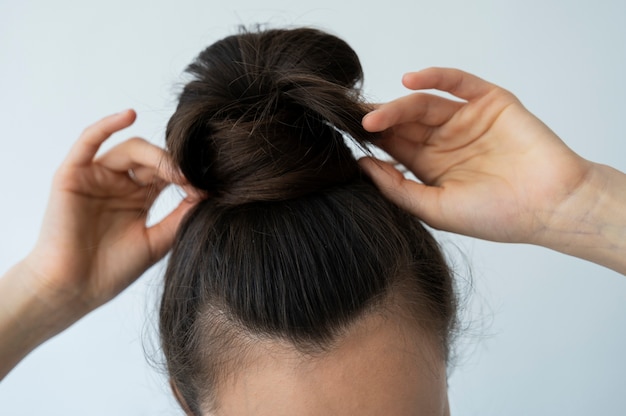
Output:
(358, 157), (445, 227)
(145, 199), (197, 263)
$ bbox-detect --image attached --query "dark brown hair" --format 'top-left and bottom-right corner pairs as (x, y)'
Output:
(160, 27), (456, 415)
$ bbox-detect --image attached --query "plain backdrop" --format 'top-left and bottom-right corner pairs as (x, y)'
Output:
(1, 1), (625, 415)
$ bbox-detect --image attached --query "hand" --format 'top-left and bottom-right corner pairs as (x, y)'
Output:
(23, 109), (199, 316)
(0, 110), (202, 379)
(360, 67), (593, 246)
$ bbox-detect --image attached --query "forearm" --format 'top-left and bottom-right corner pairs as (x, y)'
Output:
(536, 163), (626, 275)
(0, 261), (83, 380)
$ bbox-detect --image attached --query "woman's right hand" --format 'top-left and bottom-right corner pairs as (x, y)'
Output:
(360, 68), (626, 274)
(21, 110), (198, 316)
(0, 110), (200, 379)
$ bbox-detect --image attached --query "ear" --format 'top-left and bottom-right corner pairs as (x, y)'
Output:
(170, 378), (195, 416)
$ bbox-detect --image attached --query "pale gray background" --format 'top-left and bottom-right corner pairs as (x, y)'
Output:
(1, 1), (625, 415)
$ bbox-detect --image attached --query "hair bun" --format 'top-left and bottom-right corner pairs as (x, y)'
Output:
(166, 27), (377, 206)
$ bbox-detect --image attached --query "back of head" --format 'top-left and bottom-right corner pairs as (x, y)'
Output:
(160, 27), (456, 415)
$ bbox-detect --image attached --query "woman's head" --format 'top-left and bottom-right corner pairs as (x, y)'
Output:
(160, 27), (456, 415)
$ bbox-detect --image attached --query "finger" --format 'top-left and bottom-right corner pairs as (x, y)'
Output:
(402, 68), (496, 101)
(145, 199), (197, 262)
(366, 118), (437, 163)
(358, 157), (445, 227)
(158, 181), (208, 204)
(65, 109), (137, 167)
(362, 93), (463, 133)
(372, 133), (428, 173)
(383, 122), (435, 145)
(96, 137), (186, 186)
(180, 184), (209, 202)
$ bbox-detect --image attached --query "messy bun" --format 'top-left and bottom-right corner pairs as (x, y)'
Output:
(166, 27), (377, 205)
(160, 27), (456, 415)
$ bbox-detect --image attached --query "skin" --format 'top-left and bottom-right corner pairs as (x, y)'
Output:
(0, 110), (200, 379)
(0, 68), (624, 412)
(215, 313), (449, 416)
(360, 68), (626, 274)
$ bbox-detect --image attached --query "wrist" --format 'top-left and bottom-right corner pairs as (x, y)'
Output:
(533, 162), (626, 274)
(0, 260), (87, 378)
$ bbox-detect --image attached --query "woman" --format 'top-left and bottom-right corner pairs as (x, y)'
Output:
(1, 27), (624, 415)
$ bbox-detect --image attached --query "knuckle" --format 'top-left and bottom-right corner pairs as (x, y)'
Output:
(126, 137), (149, 147)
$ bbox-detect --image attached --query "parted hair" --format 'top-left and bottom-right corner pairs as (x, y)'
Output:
(160, 27), (456, 415)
